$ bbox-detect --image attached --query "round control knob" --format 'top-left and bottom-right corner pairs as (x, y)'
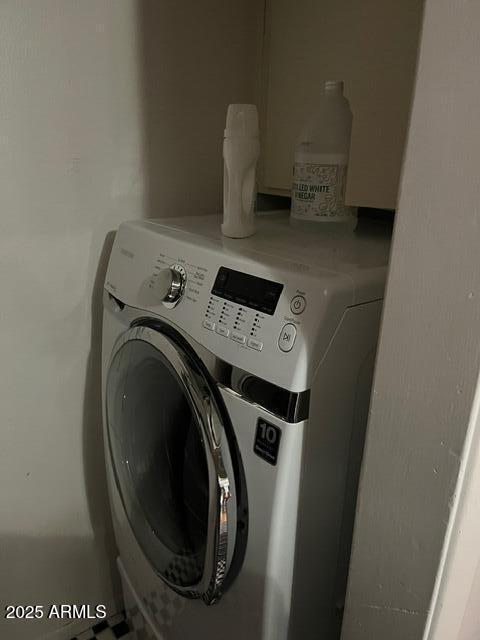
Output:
(152, 265), (186, 307)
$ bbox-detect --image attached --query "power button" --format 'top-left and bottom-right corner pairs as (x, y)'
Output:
(278, 323), (297, 352)
(290, 295), (306, 315)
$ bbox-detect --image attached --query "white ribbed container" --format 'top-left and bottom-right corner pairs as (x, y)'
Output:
(221, 104), (260, 239)
(290, 81), (356, 232)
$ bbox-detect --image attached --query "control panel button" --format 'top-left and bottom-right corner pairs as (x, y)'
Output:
(230, 331), (246, 345)
(247, 338), (263, 352)
(278, 323), (297, 352)
(216, 325), (230, 337)
(290, 295), (306, 315)
(202, 320), (216, 331)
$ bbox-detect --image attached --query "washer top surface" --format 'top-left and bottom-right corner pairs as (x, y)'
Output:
(139, 212), (391, 299)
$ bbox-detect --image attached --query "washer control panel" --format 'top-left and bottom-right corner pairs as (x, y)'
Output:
(202, 266), (305, 355)
(104, 218), (357, 391)
(203, 295), (269, 352)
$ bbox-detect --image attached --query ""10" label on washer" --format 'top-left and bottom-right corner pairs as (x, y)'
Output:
(254, 419), (282, 466)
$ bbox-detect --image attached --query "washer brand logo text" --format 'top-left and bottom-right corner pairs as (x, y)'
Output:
(120, 247), (135, 259)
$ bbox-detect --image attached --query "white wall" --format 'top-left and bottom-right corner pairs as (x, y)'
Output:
(0, 2), (260, 639)
(341, 1), (480, 638)
(423, 372), (480, 640)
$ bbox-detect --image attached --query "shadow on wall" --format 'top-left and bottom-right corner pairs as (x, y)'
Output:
(135, 0), (259, 218)
(82, 232), (121, 606)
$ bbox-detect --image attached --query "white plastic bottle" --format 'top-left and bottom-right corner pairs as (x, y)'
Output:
(221, 104), (260, 239)
(290, 81), (356, 232)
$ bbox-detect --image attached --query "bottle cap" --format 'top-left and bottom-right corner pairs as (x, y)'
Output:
(224, 104), (259, 138)
(325, 80), (344, 94)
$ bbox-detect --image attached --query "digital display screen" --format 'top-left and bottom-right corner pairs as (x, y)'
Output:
(211, 267), (283, 315)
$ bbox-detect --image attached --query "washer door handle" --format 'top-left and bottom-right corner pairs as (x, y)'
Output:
(186, 381), (231, 604)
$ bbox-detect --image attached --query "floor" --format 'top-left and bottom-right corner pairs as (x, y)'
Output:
(71, 611), (131, 640)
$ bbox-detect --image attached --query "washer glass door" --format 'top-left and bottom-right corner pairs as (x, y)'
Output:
(106, 325), (239, 603)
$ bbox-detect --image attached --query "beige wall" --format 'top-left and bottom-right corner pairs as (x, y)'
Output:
(0, 2), (260, 639)
(341, 0), (480, 638)
(424, 373), (480, 640)
(137, 0), (262, 218)
(259, 0), (423, 209)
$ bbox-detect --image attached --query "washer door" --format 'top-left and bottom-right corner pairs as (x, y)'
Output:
(106, 322), (246, 604)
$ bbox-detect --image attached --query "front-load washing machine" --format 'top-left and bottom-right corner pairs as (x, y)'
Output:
(101, 212), (390, 640)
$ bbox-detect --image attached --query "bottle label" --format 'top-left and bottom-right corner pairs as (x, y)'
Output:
(291, 153), (353, 221)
